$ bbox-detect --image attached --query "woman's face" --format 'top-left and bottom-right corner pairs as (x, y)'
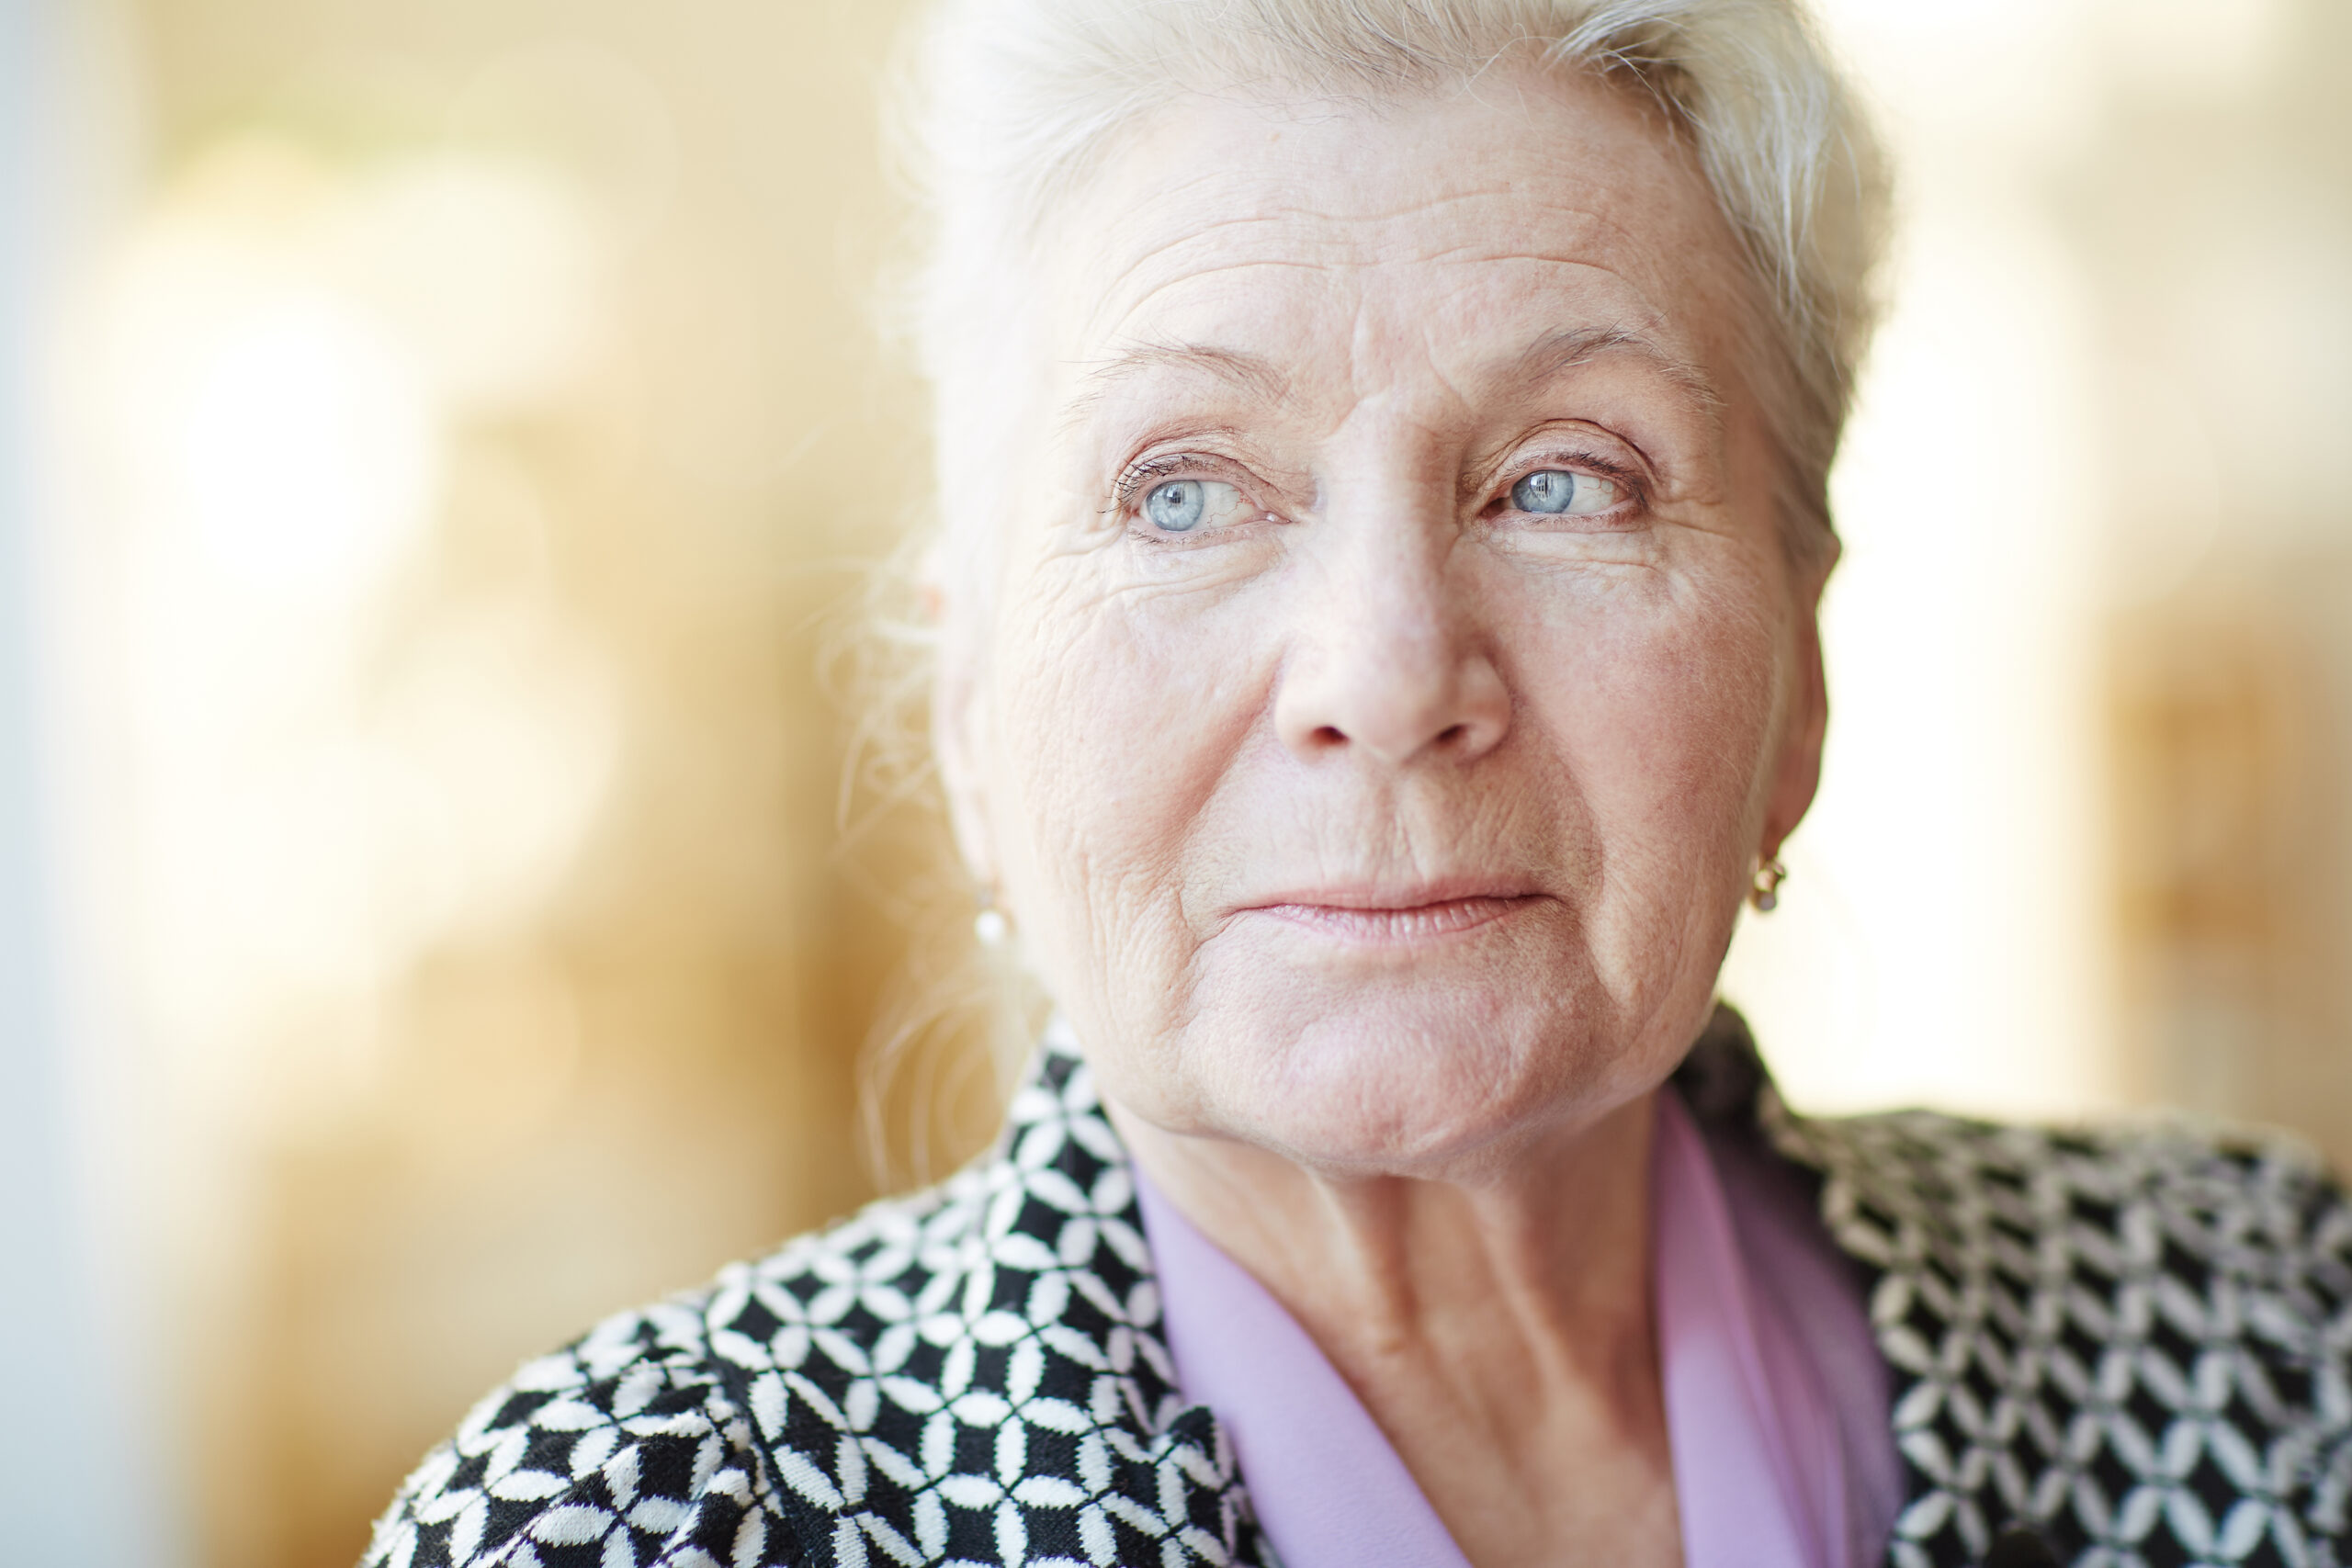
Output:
(944, 69), (1829, 1178)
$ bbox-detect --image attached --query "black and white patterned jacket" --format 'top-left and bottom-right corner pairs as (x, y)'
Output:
(363, 1017), (2352, 1568)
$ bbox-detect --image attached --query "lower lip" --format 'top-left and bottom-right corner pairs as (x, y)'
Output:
(1246, 896), (1540, 943)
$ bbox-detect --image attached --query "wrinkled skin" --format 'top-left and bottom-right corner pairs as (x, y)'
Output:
(937, 66), (1831, 1568)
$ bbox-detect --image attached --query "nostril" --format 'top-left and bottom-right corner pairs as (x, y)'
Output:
(1313, 725), (1348, 749)
(1436, 723), (1465, 748)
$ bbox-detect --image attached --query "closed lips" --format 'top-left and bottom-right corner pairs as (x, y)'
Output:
(1240, 892), (1546, 940)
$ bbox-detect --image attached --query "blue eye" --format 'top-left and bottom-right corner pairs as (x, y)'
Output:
(1511, 469), (1578, 513)
(1508, 468), (1621, 518)
(1145, 479), (1207, 532)
(1136, 477), (1249, 534)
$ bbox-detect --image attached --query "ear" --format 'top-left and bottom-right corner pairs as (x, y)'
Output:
(1760, 542), (1836, 857)
(931, 604), (1001, 894)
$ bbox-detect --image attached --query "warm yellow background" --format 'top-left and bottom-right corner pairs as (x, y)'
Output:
(28, 0), (2352, 1563)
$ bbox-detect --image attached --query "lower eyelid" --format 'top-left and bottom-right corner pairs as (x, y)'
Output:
(1500, 502), (1644, 533)
(1494, 495), (1636, 521)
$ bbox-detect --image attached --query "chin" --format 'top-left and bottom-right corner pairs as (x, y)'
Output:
(1066, 906), (1715, 1177)
(1169, 982), (1635, 1178)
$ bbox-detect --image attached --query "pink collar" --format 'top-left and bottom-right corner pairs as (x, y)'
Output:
(1134, 1089), (1888, 1568)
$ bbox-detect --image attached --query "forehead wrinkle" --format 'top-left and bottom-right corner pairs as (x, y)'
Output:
(1080, 176), (1626, 341)
(1094, 185), (1582, 314)
(1091, 225), (1683, 371)
(1080, 252), (1343, 350)
(1077, 207), (1316, 337)
(1070, 265), (1359, 425)
(1089, 250), (1643, 398)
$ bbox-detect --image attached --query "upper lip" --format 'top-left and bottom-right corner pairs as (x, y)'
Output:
(1235, 880), (1540, 912)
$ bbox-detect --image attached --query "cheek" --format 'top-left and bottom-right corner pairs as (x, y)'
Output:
(1599, 589), (1781, 791)
(1509, 567), (1788, 908)
(988, 569), (1270, 971)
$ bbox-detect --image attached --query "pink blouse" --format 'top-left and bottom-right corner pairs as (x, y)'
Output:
(1132, 1090), (1903, 1567)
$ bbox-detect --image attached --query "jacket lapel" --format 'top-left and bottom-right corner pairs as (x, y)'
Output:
(702, 1043), (1260, 1566)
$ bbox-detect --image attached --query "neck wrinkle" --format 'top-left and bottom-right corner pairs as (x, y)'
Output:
(1108, 1084), (1664, 1442)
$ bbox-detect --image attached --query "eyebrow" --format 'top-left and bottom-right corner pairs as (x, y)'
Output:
(1063, 339), (1291, 429)
(1508, 325), (1724, 415)
(1062, 323), (1719, 427)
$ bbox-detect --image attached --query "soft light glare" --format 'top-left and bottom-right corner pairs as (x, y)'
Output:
(331, 155), (613, 415)
(78, 132), (620, 1122)
(169, 288), (437, 600)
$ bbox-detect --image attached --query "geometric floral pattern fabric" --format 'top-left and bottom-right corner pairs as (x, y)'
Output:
(363, 1043), (1265, 1568)
(1760, 1079), (2352, 1567)
(364, 1026), (2351, 1568)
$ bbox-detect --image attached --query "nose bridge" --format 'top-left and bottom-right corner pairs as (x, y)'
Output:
(1277, 456), (1508, 767)
(1325, 479), (1454, 659)
(1317, 404), (1460, 633)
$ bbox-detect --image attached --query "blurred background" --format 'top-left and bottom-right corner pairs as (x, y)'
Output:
(0, 0), (2345, 1562)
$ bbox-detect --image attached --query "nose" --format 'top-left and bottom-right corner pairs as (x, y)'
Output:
(1272, 513), (1511, 768)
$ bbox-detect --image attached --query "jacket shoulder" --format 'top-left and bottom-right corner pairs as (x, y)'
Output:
(360, 1175), (985, 1568)
(1781, 1102), (2352, 1293)
(359, 1294), (765, 1568)
(359, 1048), (1184, 1568)
(1770, 1100), (2352, 1563)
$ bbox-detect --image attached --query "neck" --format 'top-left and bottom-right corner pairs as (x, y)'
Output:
(1108, 1091), (1681, 1568)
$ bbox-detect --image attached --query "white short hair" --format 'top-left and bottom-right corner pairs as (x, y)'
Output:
(896, 0), (1889, 590)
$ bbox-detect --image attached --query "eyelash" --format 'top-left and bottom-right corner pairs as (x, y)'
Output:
(1110, 453), (1206, 517)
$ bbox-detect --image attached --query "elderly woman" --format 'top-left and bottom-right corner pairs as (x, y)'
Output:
(365, 2), (2352, 1565)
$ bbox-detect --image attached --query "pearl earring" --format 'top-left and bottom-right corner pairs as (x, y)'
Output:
(1749, 856), (1788, 913)
(974, 889), (1012, 948)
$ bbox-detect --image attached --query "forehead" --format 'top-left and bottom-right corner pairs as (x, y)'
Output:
(1052, 68), (1756, 389)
